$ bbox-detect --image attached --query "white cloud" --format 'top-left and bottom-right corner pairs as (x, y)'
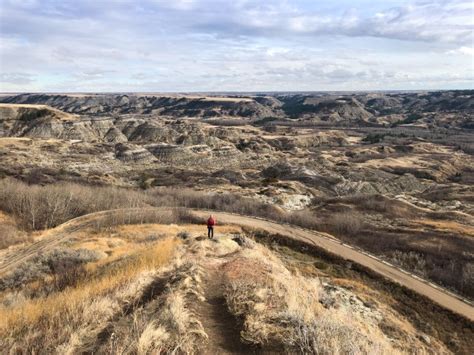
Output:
(0, 0), (472, 91)
(0, 72), (35, 85)
(447, 46), (474, 56)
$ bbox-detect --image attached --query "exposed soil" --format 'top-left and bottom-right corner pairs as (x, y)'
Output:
(192, 256), (256, 354)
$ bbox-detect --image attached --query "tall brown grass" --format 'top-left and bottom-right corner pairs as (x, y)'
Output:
(222, 241), (395, 353)
(0, 238), (179, 340)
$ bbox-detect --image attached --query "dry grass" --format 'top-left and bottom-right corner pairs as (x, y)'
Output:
(0, 231), (212, 353)
(0, 137), (32, 147)
(0, 211), (31, 249)
(0, 222), (453, 353)
(415, 218), (474, 237)
(139, 289), (207, 353)
(99, 254), (208, 354)
(0, 237), (179, 351)
(0, 223), (30, 249)
(222, 243), (395, 353)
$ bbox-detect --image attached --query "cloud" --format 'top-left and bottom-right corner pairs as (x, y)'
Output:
(0, 0), (472, 91)
(447, 46), (474, 56)
(0, 73), (35, 85)
(181, 0), (473, 44)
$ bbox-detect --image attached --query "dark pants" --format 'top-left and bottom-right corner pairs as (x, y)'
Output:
(207, 226), (214, 239)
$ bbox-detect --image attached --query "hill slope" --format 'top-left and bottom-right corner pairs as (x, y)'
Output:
(2, 217), (466, 353)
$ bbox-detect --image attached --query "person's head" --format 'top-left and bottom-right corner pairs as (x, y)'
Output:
(209, 214), (213, 218)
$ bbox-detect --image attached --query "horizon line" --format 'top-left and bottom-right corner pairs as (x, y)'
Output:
(1, 89), (473, 95)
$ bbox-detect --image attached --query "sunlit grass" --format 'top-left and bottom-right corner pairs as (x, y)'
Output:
(0, 237), (179, 334)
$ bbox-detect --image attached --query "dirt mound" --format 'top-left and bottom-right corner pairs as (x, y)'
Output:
(114, 143), (156, 163)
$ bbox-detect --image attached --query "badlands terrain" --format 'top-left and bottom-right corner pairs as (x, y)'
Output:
(0, 91), (473, 353)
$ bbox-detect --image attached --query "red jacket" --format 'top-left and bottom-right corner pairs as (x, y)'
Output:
(207, 217), (216, 227)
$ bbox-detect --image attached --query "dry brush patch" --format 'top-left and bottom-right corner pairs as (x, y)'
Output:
(221, 242), (397, 354)
(324, 211), (364, 237)
(0, 178), (151, 231)
(127, 262), (208, 354)
(0, 237), (179, 352)
(0, 211), (32, 249)
(0, 247), (101, 292)
(0, 177), (314, 233)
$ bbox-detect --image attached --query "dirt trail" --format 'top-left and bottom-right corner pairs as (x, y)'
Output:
(194, 259), (253, 354)
(1, 207), (473, 322)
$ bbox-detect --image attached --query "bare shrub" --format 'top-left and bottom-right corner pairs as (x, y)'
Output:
(0, 178), (331, 252)
(0, 178), (284, 231)
(357, 194), (390, 212)
(457, 143), (474, 155)
(325, 212), (363, 237)
(90, 209), (177, 231)
(390, 251), (427, 276)
(0, 248), (101, 291)
(462, 263), (474, 294)
(0, 178), (314, 232)
(0, 178), (151, 230)
(285, 209), (321, 230)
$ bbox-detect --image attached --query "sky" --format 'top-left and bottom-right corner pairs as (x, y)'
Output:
(0, 0), (473, 92)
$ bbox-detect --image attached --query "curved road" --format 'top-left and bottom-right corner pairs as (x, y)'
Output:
(1, 208), (473, 321)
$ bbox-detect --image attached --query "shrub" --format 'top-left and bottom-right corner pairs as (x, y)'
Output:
(325, 212), (363, 237)
(177, 231), (190, 240)
(0, 178), (151, 230)
(389, 251), (427, 276)
(361, 133), (385, 144)
(0, 248), (101, 291)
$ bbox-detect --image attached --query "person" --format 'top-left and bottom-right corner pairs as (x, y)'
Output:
(207, 215), (216, 239)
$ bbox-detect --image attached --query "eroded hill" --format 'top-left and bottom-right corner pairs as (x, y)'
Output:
(1, 91), (473, 128)
(1, 219), (469, 353)
(0, 92), (473, 353)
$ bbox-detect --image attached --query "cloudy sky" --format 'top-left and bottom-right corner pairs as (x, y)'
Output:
(0, 0), (473, 92)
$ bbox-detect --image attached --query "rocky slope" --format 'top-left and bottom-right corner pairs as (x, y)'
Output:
(1, 91), (472, 127)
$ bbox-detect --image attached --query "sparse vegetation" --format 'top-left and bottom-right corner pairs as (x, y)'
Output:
(392, 113), (423, 126)
(0, 222), (31, 249)
(223, 242), (395, 353)
(0, 237), (179, 352)
(0, 90), (473, 353)
(362, 133), (386, 144)
(325, 212), (363, 236)
(0, 247), (101, 292)
(389, 251), (427, 276)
